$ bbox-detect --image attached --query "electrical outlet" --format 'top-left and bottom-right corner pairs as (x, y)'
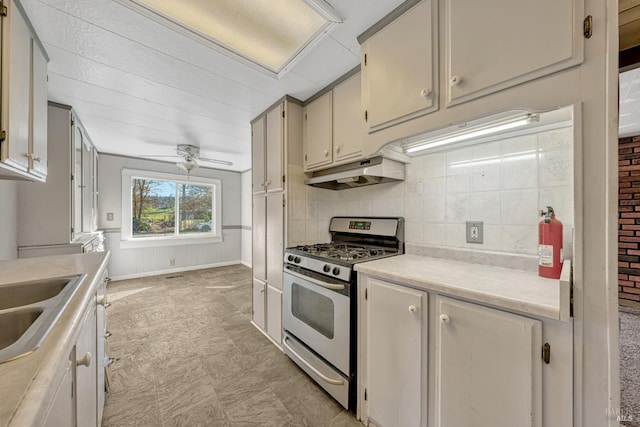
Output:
(106, 212), (114, 221)
(169, 258), (176, 266)
(466, 221), (483, 244)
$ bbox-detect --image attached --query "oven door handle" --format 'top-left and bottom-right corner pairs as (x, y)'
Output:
(284, 267), (346, 290)
(283, 336), (345, 386)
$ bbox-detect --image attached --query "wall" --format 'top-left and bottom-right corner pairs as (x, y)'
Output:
(241, 170), (252, 267)
(618, 135), (640, 302)
(98, 154), (242, 279)
(0, 181), (18, 260)
(291, 126), (573, 263)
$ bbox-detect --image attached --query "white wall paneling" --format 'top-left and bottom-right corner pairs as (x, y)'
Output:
(0, 181), (18, 260)
(98, 154), (242, 277)
(241, 170), (252, 267)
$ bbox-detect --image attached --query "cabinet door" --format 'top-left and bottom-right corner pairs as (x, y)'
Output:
(76, 304), (98, 427)
(72, 121), (83, 239)
(252, 195), (266, 281)
(265, 103), (284, 193)
(367, 278), (426, 427)
(445, 0), (582, 105)
(333, 73), (363, 164)
(266, 193), (284, 289)
(435, 296), (542, 427)
(82, 140), (94, 233)
(362, 0), (436, 133)
(303, 92), (332, 171)
(251, 116), (266, 195)
(1, 0), (31, 172)
(266, 285), (282, 344)
(43, 357), (74, 427)
(252, 278), (266, 330)
(30, 40), (48, 179)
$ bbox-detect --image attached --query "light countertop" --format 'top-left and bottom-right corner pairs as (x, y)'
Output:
(0, 252), (110, 427)
(354, 254), (571, 321)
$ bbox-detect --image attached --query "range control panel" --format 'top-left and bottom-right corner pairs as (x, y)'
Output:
(349, 221), (371, 230)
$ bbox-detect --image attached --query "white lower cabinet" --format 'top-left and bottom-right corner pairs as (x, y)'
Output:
(252, 278), (266, 331)
(266, 285), (283, 344)
(43, 356), (74, 427)
(359, 276), (572, 427)
(360, 277), (427, 427)
(76, 301), (98, 427)
(435, 296), (542, 427)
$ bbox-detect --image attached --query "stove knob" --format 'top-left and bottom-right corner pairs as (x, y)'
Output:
(323, 264), (331, 273)
(332, 267), (341, 276)
(287, 255), (294, 262)
(294, 257), (301, 264)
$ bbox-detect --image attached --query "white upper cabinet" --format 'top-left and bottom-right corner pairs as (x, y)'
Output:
(251, 116), (265, 195)
(444, 0), (583, 106)
(332, 72), (363, 164)
(0, 0), (48, 181)
(265, 103), (284, 193)
(361, 0), (437, 133)
(303, 91), (333, 171)
(252, 102), (284, 194)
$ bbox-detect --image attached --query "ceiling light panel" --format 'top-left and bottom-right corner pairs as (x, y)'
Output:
(124, 0), (341, 76)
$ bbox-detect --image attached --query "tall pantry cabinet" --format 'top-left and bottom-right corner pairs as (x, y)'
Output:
(251, 97), (303, 346)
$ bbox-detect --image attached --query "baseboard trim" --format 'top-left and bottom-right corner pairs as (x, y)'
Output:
(110, 260), (243, 281)
(250, 321), (284, 353)
(241, 260), (252, 268)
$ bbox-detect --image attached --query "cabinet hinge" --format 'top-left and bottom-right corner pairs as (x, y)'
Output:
(71, 174), (74, 181)
(364, 54), (367, 66)
(0, 130), (5, 142)
(364, 388), (367, 401)
(304, 154), (307, 163)
(542, 343), (551, 364)
(282, 110), (285, 118)
(364, 110), (368, 122)
(365, 288), (368, 300)
(70, 118), (74, 126)
(0, 2), (7, 17)
(583, 15), (593, 39)
(304, 113), (307, 121)
(71, 226), (74, 233)
(283, 174), (286, 183)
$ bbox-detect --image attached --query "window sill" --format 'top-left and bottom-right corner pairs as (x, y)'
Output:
(120, 235), (224, 249)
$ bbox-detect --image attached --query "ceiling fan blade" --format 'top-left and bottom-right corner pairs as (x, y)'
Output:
(199, 157), (233, 166)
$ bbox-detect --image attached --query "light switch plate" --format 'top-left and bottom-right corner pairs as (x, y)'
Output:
(107, 212), (114, 221)
(466, 221), (483, 244)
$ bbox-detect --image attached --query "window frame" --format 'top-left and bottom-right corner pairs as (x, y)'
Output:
(121, 169), (222, 248)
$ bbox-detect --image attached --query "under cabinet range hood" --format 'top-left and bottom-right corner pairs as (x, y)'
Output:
(305, 157), (405, 190)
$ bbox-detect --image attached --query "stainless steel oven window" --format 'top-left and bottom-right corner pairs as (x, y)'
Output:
(291, 283), (335, 339)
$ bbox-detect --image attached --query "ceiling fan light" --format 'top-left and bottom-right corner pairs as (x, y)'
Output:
(177, 158), (199, 172)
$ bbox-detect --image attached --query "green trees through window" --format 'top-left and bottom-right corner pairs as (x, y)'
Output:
(131, 178), (213, 238)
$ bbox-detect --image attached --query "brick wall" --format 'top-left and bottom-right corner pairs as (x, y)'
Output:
(619, 136), (640, 301)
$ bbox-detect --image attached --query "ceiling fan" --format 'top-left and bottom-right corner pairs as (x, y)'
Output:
(142, 144), (233, 172)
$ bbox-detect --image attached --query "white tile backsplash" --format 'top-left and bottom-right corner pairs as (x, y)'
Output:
(295, 125), (573, 257)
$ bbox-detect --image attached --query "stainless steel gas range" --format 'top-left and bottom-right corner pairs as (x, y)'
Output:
(282, 217), (404, 410)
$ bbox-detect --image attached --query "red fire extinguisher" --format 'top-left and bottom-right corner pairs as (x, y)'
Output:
(538, 206), (563, 279)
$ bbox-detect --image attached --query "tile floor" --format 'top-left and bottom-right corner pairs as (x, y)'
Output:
(102, 265), (361, 427)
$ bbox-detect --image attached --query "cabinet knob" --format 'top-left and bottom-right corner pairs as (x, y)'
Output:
(323, 150), (329, 157)
(77, 352), (92, 367)
(264, 180), (271, 187)
(420, 88), (432, 98)
(105, 331), (112, 339)
(450, 76), (462, 87)
(440, 314), (450, 323)
(33, 156), (41, 162)
(334, 146), (341, 154)
(260, 288), (265, 293)
(408, 305), (418, 313)
(97, 295), (106, 305)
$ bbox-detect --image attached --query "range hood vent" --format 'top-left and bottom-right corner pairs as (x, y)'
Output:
(305, 157), (405, 190)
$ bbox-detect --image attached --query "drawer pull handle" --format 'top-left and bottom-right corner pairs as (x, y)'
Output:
(420, 88), (431, 98)
(450, 76), (462, 87)
(440, 314), (450, 323)
(77, 352), (92, 367)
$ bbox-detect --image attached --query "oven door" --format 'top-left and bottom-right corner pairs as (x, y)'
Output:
(283, 266), (351, 375)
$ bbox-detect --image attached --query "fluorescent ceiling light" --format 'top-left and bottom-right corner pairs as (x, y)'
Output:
(122, 0), (341, 76)
(403, 113), (539, 155)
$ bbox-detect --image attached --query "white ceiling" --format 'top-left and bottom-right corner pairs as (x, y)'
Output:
(620, 69), (640, 138)
(19, 0), (405, 172)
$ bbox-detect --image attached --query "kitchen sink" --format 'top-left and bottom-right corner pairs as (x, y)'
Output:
(0, 309), (43, 351)
(0, 274), (86, 364)
(0, 277), (79, 310)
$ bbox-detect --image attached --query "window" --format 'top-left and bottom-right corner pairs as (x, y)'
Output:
(121, 169), (222, 247)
